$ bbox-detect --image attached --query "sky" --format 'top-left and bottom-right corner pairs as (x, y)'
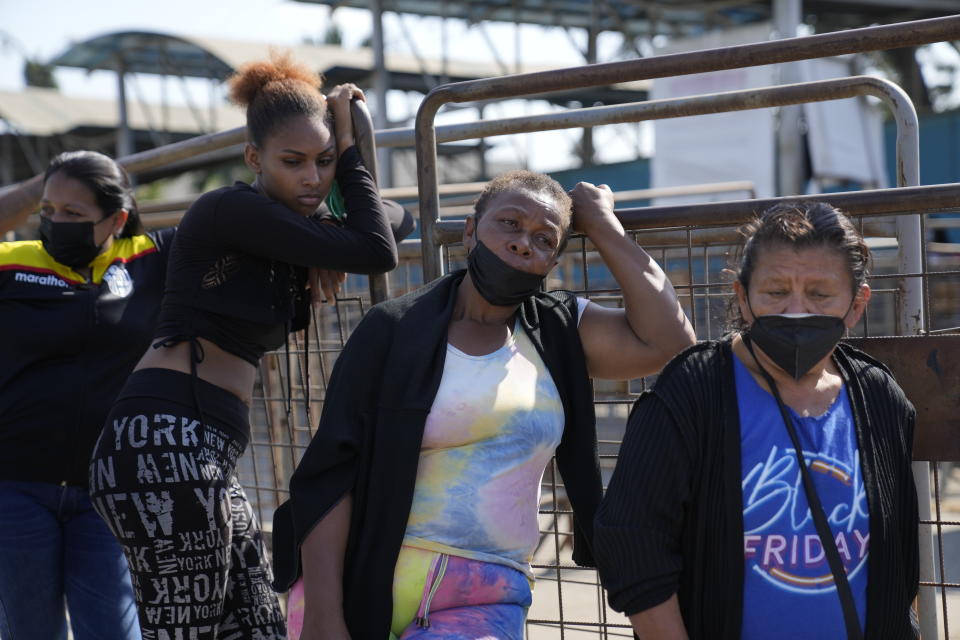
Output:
(0, 0), (647, 174)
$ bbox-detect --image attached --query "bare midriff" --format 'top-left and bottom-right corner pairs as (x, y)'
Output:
(133, 337), (257, 406)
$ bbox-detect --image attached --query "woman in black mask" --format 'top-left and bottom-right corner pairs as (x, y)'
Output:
(595, 201), (918, 640)
(0, 150), (167, 640)
(273, 170), (695, 640)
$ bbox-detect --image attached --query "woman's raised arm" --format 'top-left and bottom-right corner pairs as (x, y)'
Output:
(572, 182), (696, 380)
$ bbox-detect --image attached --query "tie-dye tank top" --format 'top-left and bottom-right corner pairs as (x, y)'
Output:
(402, 319), (565, 578)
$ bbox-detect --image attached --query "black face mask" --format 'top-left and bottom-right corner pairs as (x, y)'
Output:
(39, 215), (112, 269)
(466, 237), (547, 306)
(748, 312), (846, 380)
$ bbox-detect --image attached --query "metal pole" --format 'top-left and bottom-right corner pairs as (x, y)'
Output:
(889, 54), (937, 639)
(370, 0), (393, 188)
(351, 99), (390, 305)
(396, 77), (903, 149)
(1, 131), (12, 185)
(417, 104), (443, 280)
(612, 183), (958, 229)
(514, 8), (521, 75)
(581, 11), (598, 168)
(3, 77), (918, 199)
(162, 73), (170, 144)
(477, 102), (488, 180)
(209, 78), (218, 133)
(411, 76), (922, 239)
(115, 60), (133, 159)
(773, 0), (804, 196)
(120, 127), (246, 175)
(415, 15), (960, 282)
(894, 140), (926, 339)
(440, 0), (449, 84)
(39, 73), (890, 284)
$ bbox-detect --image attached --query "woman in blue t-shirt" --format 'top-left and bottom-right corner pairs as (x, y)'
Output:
(595, 201), (918, 640)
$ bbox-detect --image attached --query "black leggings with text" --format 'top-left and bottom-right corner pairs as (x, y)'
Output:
(89, 368), (285, 640)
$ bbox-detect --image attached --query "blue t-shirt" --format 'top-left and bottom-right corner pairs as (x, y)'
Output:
(735, 354), (869, 640)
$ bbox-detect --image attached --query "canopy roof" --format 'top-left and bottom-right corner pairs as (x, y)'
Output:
(292, 0), (959, 39)
(49, 31), (650, 104)
(51, 32), (235, 78)
(0, 86), (244, 137)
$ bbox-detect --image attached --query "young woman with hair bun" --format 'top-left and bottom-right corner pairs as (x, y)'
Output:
(88, 53), (397, 639)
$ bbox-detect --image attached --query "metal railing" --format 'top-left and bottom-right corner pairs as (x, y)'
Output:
(409, 15), (960, 638)
(414, 14), (960, 281)
(4, 14), (960, 638)
(407, 197), (960, 639)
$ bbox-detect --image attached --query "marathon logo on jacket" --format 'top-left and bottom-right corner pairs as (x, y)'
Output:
(13, 271), (69, 287)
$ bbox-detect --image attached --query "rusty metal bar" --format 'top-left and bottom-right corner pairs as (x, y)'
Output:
(122, 127), (246, 175)
(0, 126), (246, 210)
(0, 127), (233, 232)
(398, 228), (747, 258)
(415, 15), (960, 280)
(408, 60), (940, 632)
(875, 51), (938, 638)
(99, 182), (761, 237)
(615, 183), (960, 228)
(350, 100), (391, 305)
(412, 79), (944, 626)
(417, 75), (933, 246)
(2, 101), (393, 302)
(414, 75), (918, 275)
(2, 99), (381, 194)
(842, 333), (953, 639)
(378, 179), (755, 203)
(398, 77), (914, 151)
(430, 182), (960, 243)
(846, 336), (960, 462)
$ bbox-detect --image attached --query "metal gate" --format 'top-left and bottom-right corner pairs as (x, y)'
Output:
(7, 13), (960, 639)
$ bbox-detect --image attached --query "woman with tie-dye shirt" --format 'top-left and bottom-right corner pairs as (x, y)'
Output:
(274, 170), (697, 640)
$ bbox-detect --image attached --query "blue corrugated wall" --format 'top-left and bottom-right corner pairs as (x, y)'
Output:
(885, 110), (960, 242)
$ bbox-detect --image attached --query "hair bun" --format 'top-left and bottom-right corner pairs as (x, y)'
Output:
(228, 51), (323, 107)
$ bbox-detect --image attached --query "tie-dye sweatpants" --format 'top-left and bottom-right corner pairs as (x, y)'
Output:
(285, 545), (531, 639)
(88, 368), (286, 640)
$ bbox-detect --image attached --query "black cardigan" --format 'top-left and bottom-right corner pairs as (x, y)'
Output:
(272, 270), (603, 639)
(594, 338), (919, 640)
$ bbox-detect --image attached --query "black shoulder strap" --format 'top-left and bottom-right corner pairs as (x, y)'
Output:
(744, 336), (864, 640)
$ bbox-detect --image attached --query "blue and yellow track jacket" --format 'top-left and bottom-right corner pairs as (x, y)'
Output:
(0, 228), (174, 486)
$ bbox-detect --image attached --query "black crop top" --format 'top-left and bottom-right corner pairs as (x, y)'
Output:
(155, 146), (397, 365)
